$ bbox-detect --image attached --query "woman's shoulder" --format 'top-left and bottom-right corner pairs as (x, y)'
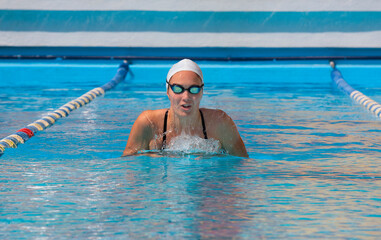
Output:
(200, 108), (230, 120)
(200, 108), (233, 128)
(139, 109), (167, 118)
(135, 109), (167, 127)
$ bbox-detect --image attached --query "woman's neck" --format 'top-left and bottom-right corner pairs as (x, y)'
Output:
(168, 108), (200, 134)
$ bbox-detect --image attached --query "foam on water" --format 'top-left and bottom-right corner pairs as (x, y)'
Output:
(165, 132), (222, 155)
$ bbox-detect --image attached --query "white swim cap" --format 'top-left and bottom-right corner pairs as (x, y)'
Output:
(166, 59), (203, 90)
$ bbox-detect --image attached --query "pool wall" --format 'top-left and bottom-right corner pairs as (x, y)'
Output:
(0, 0), (381, 59)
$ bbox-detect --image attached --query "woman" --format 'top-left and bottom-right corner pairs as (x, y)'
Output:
(123, 59), (248, 157)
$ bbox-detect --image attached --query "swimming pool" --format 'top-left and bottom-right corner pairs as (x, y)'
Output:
(0, 59), (380, 238)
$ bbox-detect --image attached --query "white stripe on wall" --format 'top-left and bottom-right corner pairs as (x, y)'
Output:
(1, 0), (380, 11)
(1, 31), (380, 48)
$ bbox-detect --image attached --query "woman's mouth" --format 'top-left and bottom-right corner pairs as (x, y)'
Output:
(181, 104), (192, 110)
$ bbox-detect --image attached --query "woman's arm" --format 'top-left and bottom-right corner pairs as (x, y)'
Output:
(216, 110), (249, 158)
(122, 111), (154, 156)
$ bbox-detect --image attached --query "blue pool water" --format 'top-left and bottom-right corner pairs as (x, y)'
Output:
(0, 60), (380, 239)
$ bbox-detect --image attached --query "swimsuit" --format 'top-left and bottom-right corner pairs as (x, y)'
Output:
(162, 109), (208, 149)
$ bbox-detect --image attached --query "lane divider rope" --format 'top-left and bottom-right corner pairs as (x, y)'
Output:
(330, 61), (381, 119)
(0, 60), (129, 157)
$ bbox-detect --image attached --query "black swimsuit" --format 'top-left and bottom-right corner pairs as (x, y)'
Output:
(162, 109), (208, 149)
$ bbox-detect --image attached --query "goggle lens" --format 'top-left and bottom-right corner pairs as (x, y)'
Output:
(189, 86), (202, 94)
(172, 85), (184, 93)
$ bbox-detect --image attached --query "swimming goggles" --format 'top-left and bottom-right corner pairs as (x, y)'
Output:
(166, 81), (204, 94)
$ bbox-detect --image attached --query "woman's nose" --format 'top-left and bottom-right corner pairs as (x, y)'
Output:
(181, 90), (192, 99)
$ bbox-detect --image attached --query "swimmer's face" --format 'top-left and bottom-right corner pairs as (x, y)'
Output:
(167, 71), (203, 116)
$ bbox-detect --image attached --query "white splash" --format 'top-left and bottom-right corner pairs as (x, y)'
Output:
(165, 132), (221, 154)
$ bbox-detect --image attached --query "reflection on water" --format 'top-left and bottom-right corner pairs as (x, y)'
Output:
(1, 155), (379, 239)
(1, 77), (380, 239)
(252, 119), (381, 160)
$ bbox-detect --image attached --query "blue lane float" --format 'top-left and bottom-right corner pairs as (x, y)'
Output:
(0, 61), (129, 157)
(330, 61), (381, 119)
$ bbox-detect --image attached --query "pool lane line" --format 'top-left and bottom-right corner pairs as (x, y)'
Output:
(330, 61), (381, 119)
(0, 61), (129, 157)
